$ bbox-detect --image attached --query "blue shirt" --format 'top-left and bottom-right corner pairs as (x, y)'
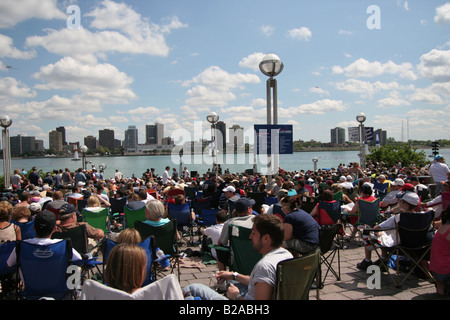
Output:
(144, 218), (170, 227)
(284, 209), (319, 245)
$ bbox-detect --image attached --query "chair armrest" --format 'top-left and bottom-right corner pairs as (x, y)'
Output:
(208, 244), (229, 252)
(362, 227), (396, 235)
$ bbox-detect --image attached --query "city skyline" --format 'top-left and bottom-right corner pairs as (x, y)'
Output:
(1, 1), (450, 148)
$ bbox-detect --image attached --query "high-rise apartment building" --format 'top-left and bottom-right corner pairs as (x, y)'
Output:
(11, 135), (38, 156)
(124, 125), (138, 151)
(330, 127), (346, 145)
(99, 129), (115, 151)
(145, 123), (164, 145)
(49, 130), (63, 153)
(84, 135), (97, 151)
(56, 126), (67, 145)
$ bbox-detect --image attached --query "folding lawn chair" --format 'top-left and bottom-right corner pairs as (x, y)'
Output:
(210, 224), (262, 276)
(124, 206), (146, 229)
(101, 236), (155, 286)
(0, 241), (18, 299)
(168, 202), (194, 245)
(16, 239), (76, 300)
(134, 219), (181, 281)
(318, 224), (341, 288)
(275, 248), (320, 300)
(82, 208), (110, 234)
(364, 211), (435, 288)
(10, 220), (36, 240)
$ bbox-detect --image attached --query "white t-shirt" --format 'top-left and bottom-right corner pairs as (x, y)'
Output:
(203, 224), (224, 258)
(244, 247), (293, 300)
(7, 237), (82, 267)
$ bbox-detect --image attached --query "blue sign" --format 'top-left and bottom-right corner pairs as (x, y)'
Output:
(254, 125), (293, 155)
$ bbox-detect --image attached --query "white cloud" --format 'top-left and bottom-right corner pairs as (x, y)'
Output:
(309, 86), (330, 95)
(0, 0), (66, 28)
(33, 57), (134, 92)
(287, 27), (312, 41)
(0, 77), (36, 98)
(409, 87), (444, 104)
(184, 66), (260, 107)
(280, 99), (346, 116)
(417, 49), (450, 83)
(339, 30), (353, 36)
(377, 92), (411, 108)
(25, 0), (187, 61)
(435, 3), (450, 24)
(332, 58), (418, 80)
(0, 34), (35, 59)
(238, 52), (266, 71)
(335, 79), (408, 98)
(260, 25), (274, 36)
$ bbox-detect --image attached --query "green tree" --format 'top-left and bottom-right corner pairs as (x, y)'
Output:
(366, 143), (427, 167)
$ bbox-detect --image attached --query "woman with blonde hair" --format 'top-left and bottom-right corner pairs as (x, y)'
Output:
(0, 201), (21, 242)
(104, 244), (147, 294)
(116, 228), (141, 245)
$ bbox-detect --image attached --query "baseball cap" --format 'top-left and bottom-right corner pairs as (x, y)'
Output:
(434, 155), (443, 160)
(223, 186), (236, 193)
(392, 178), (405, 186)
(34, 210), (57, 233)
(28, 202), (41, 212)
(396, 191), (419, 206)
(77, 181), (85, 187)
(59, 203), (78, 215)
(235, 197), (255, 212)
(400, 183), (414, 191)
(277, 189), (289, 198)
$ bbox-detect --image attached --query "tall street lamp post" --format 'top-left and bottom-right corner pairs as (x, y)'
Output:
(206, 112), (219, 175)
(356, 112), (367, 170)
(0, 115), (12, 190)
(259, 54), (283, 178)
(80, 145), (88, 171)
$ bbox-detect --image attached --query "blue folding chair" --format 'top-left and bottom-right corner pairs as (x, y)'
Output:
(11, 220), (36, 240)
(198, 208), (219, 227)
(168, 202), (194, 245)
(265, 196), (278, 205)
(16, 239), (75, 300)
(0, 241), (17, 298)
(101, 236), (155, 286)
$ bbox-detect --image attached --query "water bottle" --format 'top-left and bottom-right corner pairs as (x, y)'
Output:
(156, 247), (165, 259)
(156, 247), (170, 269)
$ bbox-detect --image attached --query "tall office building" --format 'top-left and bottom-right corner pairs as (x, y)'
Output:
(49, 130), (63, 152)
(10, 135), (37, 156)
(229, 124), (244, 151)
(56, 126), (67, 145)
(99, 129), (115, 151)
(145, 123), (164, 145)
(330, 127), (346, 145)
(215, 121), (226, 150)
(124, 125), (138, 151)
(84, 135), (97, 151)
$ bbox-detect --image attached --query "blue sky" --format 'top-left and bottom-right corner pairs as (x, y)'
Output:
(1, 0), (450, 148)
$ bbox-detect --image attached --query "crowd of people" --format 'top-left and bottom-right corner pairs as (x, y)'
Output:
(0, 154), (449, 299)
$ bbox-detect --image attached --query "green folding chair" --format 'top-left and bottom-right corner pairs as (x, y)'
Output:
(124, 206), (146, 229)
(82, 208), (110, 234)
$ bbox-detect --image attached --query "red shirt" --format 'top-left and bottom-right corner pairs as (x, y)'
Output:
(430, 226), (450, 275)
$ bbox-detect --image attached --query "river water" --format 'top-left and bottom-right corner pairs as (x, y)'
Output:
(2, 148), (448, 180)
